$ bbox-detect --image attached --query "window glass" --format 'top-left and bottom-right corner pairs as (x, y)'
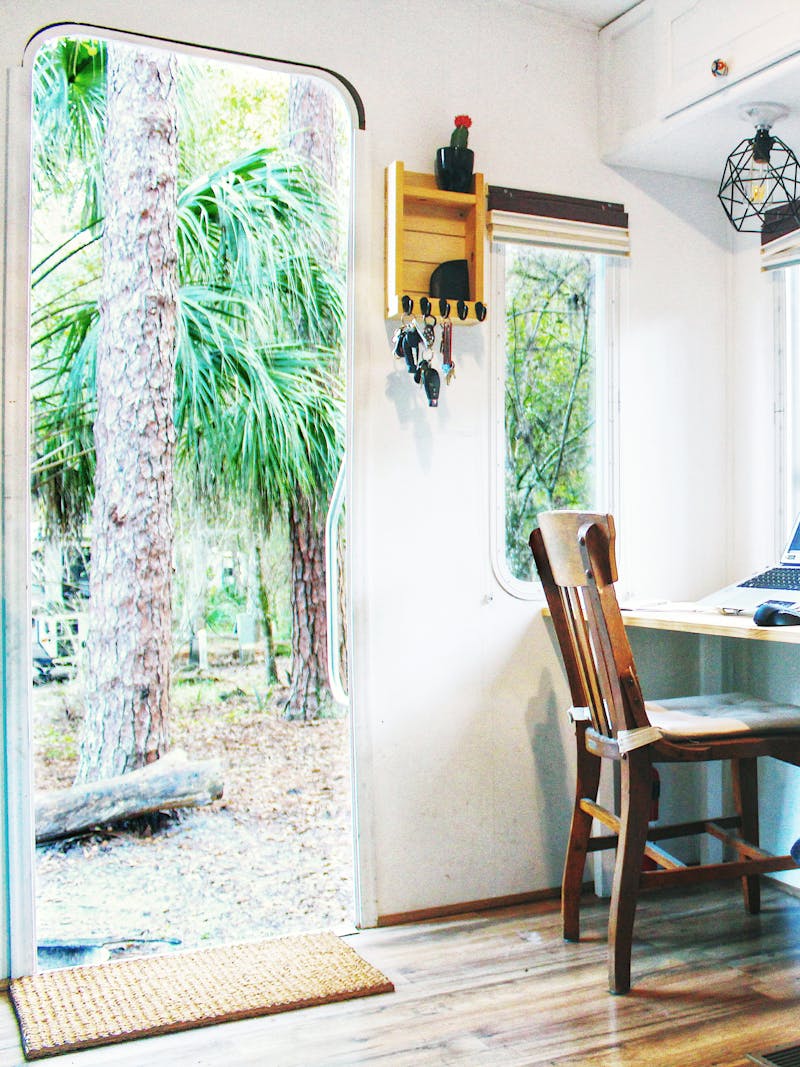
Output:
(784, 268), (800, 527)
(494, 242), (613, 589)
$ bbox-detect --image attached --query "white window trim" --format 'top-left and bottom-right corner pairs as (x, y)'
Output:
(489, 243), (622, 601)
(775, 270), (789, 554)
(488, 209), (630, 257)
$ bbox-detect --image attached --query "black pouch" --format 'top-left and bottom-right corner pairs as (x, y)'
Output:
(429, 260), (469, 301)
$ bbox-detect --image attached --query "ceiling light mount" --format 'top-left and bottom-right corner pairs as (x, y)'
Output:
(738, 102), (789, 129)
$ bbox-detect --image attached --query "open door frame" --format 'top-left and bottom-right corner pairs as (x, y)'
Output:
(1, 23), (375, 978)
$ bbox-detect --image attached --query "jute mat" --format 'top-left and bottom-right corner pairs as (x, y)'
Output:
(10, 931), (394, 1060)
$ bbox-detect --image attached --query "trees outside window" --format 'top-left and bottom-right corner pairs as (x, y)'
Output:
(496, 244), (605, 584)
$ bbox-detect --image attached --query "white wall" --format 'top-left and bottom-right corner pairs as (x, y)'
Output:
(0, 0), (733, 974)
(728, 239), (785, 568)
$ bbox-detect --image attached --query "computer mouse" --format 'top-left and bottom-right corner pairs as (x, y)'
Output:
(753, 600), (800, 626)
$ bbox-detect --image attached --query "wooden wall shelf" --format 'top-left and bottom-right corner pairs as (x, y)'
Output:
(385, 161), (486, 324)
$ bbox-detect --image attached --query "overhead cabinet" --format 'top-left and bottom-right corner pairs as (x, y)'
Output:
(385, 161), (486, 323)
(664, 0), (800, 118)
(600, 0), (800, 173)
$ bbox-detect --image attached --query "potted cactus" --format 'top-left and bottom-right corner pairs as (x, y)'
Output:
(435, 115), (474, 193)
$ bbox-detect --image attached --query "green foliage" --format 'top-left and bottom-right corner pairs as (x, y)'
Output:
(171, 678), (220, 715)
(30, 38), (346, 542)
(176, 57), (288, 184)
(40, 723), (78, 763)
(204, 585), (247, 634)
(32, 38), (106, 225)
(503, 247), (597, 580)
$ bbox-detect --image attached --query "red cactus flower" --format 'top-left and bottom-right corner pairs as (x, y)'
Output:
(451, 116), (472, 148)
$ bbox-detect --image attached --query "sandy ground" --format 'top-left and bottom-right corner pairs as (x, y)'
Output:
(32, 659), (355, 966)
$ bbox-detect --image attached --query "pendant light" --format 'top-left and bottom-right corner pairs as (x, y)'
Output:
(718, 103), (800, 232)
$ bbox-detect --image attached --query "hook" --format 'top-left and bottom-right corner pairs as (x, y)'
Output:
(439, 299), (451, 318)
(402, 295), (414, 315)
(475, 302), (487, 322)
(420, 296), (432, 317)
(457, 300), (469, 321)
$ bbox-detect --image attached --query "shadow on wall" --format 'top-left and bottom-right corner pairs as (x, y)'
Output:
(615, 164), (732, 252)
(382, 319), (485, 459)
(525, 632), (575, 888)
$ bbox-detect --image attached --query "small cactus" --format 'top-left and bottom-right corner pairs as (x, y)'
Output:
(450, 115), (472, 150)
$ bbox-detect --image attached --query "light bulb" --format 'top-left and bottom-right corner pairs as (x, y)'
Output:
(748, 126), (776, 205)
(748, 159), (769, 204)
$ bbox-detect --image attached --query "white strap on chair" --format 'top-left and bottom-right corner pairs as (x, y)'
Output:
(617, 726), (663, 755)
(568, 706), (592, 723)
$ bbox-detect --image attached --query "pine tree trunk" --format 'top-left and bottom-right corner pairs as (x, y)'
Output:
(285, 499), (329, 720)
(77, 45), (179, 783)
(285, 76), (341, 720)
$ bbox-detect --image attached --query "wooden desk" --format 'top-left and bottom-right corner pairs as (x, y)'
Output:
(619, 604), (800, 645)
(583, 604), (800, 882)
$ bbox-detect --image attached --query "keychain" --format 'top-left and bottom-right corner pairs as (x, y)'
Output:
(421, 361), (440, 407)
(440, 316), (455, 384)
(422, 314), (437, 350)
(402, 323), (422, 374)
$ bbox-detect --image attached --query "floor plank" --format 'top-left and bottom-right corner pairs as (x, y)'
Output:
(2, 885), (800, 1065)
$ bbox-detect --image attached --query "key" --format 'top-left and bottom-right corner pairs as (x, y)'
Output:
(391, 327), (404, 358)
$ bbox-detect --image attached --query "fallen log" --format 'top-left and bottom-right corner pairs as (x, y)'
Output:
(35, 749), (224, 843)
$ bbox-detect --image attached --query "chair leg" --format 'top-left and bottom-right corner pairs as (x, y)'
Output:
(732, 757), (760, 915)
(608, 749), (651, 995)
(562, 724), (602, 942)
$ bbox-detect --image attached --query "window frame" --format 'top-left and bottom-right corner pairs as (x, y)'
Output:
(778, 268), (795, 547)
(489, 239), (622, 601)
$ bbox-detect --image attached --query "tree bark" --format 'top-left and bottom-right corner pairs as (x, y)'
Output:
(285, 499), (329, 719)
(285, 76), (341, 720)
(78, 45), (179, 782)
(36, 750), (223, 843)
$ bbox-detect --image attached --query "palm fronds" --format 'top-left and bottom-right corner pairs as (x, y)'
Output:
(31, 122), (345, 536)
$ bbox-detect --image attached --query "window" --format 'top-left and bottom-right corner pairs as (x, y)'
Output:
(781, 267), (800, 530)
(762, 210), (800, 541)
(488, 188), (626, 596)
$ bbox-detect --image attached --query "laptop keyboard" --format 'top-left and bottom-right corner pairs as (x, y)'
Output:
(739, 566), (800, 591)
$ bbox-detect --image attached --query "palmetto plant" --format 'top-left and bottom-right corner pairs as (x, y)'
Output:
(31, 38), (343, 538)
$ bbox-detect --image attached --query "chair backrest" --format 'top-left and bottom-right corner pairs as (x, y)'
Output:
(530, 510), (650, 741)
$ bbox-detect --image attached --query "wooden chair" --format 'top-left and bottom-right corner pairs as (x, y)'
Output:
(530, 510), (800, 994)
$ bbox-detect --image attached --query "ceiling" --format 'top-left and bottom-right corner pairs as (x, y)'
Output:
(525, 0), (641, 29)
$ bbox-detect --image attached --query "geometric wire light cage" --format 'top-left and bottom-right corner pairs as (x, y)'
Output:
(718, 103), (800, 233)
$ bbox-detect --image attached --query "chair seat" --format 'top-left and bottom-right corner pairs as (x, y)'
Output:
(646, 691), (800, 740)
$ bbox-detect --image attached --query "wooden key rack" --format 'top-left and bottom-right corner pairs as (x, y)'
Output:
(385, 161), (486, 324)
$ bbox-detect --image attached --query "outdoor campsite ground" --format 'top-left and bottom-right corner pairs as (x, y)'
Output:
(32, 644), (354, 963)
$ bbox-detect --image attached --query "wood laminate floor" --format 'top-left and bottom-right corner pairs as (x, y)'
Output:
(1, 884), (800, 1065)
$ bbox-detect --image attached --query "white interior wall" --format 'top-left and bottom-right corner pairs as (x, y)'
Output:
(728, 240), (785, 566)
(0, 0), (734, 972)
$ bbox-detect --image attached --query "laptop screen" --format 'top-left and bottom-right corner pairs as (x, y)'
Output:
(783, 514), (800, 564)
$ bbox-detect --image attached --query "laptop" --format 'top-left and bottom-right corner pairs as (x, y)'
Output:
(695, 513), (800, 614)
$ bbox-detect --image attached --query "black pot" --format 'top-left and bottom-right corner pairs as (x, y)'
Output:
(435, 147), (474, 193)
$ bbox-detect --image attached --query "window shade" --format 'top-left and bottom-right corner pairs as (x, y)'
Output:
(487, 186), (630, 256)
(761, 201), (800, 271)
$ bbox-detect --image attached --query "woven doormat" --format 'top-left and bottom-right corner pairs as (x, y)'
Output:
(10, 932), (394, 1060)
